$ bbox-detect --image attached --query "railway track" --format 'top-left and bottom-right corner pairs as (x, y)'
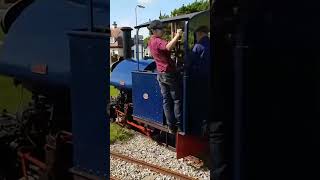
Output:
(114, 121), (177, 152)
(110, 176), (121, 180)
(110, 151), (198, 180)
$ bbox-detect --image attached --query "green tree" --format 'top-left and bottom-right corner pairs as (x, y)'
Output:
(143, 0), (209, 48)
(159, 12), (171, 41)
(143, 36), (150, 48)
(159, 11), (169, 20)
(143, 11), (171, 47)
(171, 0), (209, 16)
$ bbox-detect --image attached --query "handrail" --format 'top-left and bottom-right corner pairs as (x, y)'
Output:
(1, 0), (34, 33)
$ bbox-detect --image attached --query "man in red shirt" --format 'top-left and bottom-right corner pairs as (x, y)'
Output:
(148, 20), (183, 133)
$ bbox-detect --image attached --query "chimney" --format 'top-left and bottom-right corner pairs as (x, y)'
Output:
(112, 21), (117, 28)
(120, 27), (133, 59)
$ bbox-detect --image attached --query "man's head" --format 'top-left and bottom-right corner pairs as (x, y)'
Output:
(195, 26), (209, 42)
(148, 20), (165, 37)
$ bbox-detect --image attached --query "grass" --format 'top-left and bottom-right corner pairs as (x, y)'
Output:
(110, 85), (120, 98)
(0, 75), (32, 113)
(0, 74), (119, 111)
(110, 123), (134, 144)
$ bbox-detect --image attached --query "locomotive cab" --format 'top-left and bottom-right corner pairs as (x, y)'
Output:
(133, 10), (210, 135)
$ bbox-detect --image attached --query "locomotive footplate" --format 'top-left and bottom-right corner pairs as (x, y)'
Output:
(132, 115), (176, 150)
(132, 115), (169, 133)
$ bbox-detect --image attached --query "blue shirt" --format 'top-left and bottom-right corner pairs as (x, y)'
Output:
(192, 36), (210, 59)
(190, 36), (211, 123)
(190, 36), (211, 74)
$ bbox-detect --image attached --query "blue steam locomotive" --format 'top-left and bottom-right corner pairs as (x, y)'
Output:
(110, 10), (210, 159)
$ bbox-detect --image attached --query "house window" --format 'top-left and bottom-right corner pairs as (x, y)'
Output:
(131, 50), (134, 58)
(110, 37), (115, 43)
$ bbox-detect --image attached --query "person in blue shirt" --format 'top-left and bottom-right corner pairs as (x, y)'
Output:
(190, 25), (211, 121)
(190, 26), (211, 79)
(192, 26), (227, 180)
(193, 26), (210, 60)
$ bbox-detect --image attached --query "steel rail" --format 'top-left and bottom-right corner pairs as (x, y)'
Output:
(110, 151), (197, 180)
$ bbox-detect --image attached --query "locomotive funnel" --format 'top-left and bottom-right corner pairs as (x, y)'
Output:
(120, 27), (133, 59)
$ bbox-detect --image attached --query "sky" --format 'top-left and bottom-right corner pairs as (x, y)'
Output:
(110, 0), (196, 38)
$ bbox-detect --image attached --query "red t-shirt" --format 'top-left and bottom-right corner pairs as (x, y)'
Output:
(148, 35), (176, 73)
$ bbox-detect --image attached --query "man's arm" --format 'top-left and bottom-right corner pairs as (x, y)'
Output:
(192, 44), (201, 54)
(165, 29), (183, 51)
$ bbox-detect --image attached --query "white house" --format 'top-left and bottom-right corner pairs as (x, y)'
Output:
(144, 46), (151, 58)
(131, 35), (144, 60)
(110, 22), (125, 63)
(131, 43), (144, 60)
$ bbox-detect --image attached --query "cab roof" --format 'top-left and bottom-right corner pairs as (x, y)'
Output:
(134, 10), (209, 29)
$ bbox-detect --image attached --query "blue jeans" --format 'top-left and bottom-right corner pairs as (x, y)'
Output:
(157, 72), (182, 129)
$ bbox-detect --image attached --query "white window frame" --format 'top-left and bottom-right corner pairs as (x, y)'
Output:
(110, 37), (115, 43)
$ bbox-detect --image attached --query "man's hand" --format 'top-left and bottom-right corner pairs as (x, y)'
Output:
(166, 29), (183, 51)
(176, 29), (183, 37)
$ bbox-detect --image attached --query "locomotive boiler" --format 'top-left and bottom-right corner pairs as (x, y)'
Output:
(0, 0), (109, 179)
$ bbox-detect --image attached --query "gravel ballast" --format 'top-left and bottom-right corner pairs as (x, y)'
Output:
(110, 133), (210, 180)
